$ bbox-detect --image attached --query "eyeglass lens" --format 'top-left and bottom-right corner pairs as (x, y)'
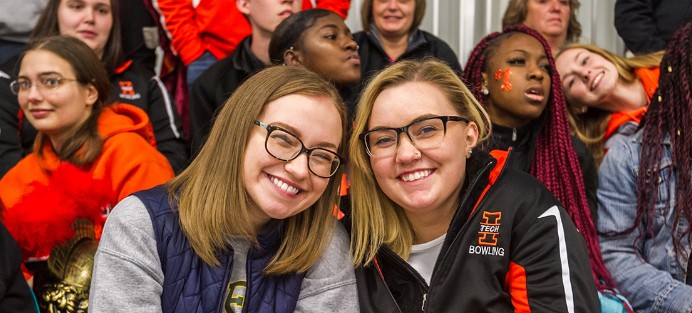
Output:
(364, 117), (452, 157)
(265, 126), (341, 178)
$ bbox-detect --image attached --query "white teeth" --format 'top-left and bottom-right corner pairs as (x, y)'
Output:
(401, 170), (432, 182)
(591, 72), (603, 91)
(271, 176), (299, 195)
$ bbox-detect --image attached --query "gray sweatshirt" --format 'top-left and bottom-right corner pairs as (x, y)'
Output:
(88, 196), (360, 313)
(0, 0), (48, 42)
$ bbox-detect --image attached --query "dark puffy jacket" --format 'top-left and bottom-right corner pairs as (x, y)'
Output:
(135, 186), (305, 312)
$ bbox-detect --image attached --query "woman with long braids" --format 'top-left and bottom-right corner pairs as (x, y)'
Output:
(462, 25), (630, 311)
(597, 22), (692, 313)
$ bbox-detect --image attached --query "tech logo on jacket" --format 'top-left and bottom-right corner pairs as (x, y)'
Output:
(118, 81), (142, 100)
(469, 211), (505, 256)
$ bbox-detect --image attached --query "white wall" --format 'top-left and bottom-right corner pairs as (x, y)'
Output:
(344, 0), (626, 67)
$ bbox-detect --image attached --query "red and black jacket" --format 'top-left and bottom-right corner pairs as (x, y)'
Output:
(352, 149), (600, 312)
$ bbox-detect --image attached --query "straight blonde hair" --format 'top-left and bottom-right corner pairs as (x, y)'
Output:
(557, 43), (663, 165)
(168, 66), (347, 274)
(349, 58), (491, 266)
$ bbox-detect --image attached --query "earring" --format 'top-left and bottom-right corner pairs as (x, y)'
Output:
(466, 148), (473, 158)
(481, 81), (489, 95)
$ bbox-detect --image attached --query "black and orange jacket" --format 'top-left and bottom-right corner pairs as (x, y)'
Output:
(353, 149), (600, 312)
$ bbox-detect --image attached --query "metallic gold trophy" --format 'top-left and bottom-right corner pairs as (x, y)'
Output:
(39, 219), (98, 313)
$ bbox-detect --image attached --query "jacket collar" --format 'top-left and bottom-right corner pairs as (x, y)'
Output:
(365, 27), (427, 59)
(232, 36), (266, 75)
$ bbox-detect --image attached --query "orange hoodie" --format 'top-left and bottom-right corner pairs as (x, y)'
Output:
(604, 67), (660, 141)
(0, 104), (174, 259)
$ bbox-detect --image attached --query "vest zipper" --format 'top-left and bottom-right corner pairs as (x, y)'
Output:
(512, 128), (517, 141)
(422, 293), (427, 311)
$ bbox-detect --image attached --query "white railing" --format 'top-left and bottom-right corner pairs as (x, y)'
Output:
(343, 0), (626, 68)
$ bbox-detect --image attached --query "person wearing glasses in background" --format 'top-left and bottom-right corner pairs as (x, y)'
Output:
(0, 36), (173, 295)
(347, 59), (599, 312)
(89, 65), (358, 313)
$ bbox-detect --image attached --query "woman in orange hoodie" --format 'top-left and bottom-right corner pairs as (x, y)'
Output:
(0, 35), (174, 263)
(555, 44), (662, 165)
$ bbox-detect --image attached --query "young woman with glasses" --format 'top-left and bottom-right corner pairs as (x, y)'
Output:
(348, 58), (599, 312)
(0, 0), (188, 178)
(88, 65), (358, 312)
(0, 35), (174, 299)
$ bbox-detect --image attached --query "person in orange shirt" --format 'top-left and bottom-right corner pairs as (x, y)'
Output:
(153, 0), (351, 88)
(555, 44), (662, 165)
(0, 36), (174, 262)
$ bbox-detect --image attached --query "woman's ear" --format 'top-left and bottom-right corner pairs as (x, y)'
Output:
(481, 72), (489, 89)
(283, 48), (303, 66)
(85, 83), (98, 107)
(465, 122), (479, 149)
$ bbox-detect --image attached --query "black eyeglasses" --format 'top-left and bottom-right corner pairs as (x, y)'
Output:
(254, 121), (345, 178)
(359, 115), (468, 157)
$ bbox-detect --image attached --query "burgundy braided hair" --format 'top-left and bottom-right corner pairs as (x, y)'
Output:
(461, 25), (617, 291)
(634, 22), (692, 267)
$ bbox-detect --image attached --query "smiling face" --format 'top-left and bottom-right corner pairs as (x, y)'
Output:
(17, 49), (97, 147)
(242, 94), (342, 229)
(57, 0), (113, 59)
(555, 47), (621, 110)
(372, 0), (415, 39)
(523, 0), (570, 40)
(237, 0), (302, 38)
(291, 14), (361, 85)
(367, 81), (478, 222)
(482, 33), (551, 128)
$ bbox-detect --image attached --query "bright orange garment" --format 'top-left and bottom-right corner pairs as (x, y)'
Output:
(634, 67), (660, 100)
(0, 103), (174, 210)
(604, 67), (660, 141)
(155, 0), (351, 65)
(0, 103), (174, 271)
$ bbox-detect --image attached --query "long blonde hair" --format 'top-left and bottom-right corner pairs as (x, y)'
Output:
(557, 43), (663, 164)
(168, 66), (347, 274)
(349, 59), (491, 266)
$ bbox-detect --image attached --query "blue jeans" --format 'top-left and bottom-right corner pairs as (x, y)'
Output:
(186, 51), (218, 89)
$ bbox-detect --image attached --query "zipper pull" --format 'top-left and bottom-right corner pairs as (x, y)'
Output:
(422, 293), (427, 311)
(512, 128), (517, 141)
